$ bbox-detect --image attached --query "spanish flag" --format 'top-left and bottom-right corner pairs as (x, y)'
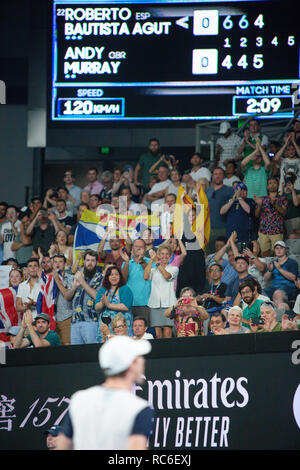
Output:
(173, 184), (210, 251)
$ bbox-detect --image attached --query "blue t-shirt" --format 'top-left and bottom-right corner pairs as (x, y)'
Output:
(225, 274), (253, 301)
(206, 185), (234, 229)
(221, 259), (239, 286)
(269, 258), (299, 289)
(225, 198), (256, 242)
(121, 258), (151, 307)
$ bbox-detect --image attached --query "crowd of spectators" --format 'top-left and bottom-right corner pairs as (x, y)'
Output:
(1, 117), (300, 349)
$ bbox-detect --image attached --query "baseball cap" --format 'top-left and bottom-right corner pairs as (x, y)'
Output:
(99, 336), (152, 376)
(123, 165), (133, 172)
(235, 255), (249, 264)
(274, 241), (287, 249)
(34, 313), (50, 323)
(7, 326), (21, 336)
(219, 121), (231, 134)
(44, 425), (64, 437)
(235, 182), (247, 191)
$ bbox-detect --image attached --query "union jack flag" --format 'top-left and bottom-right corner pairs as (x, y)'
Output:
(0, 288), (19, 345)
(36, 271), (63, 331)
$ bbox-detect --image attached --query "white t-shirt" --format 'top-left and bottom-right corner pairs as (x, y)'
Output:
(223, 175), (241, 187)
(66, 385), (152, 450)
(190, 167), (211, 182)
(16, 278), (42, 318)
(0, 221), (16, 260)
(148, 179), (171, 212)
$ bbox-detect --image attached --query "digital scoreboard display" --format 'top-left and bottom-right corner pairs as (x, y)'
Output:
(50, 0), (300, 123)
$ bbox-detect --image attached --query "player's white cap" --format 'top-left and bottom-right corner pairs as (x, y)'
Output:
(99, 336), (152, 376)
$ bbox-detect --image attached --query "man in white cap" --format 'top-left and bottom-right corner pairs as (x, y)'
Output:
(263, 240), (299, 310)
(56, 336), (154, 450)
(215, 121), (242, 169)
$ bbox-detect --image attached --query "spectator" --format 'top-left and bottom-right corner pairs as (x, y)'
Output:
(215, 121), (243, 169)
(291, 117), (300, 145)
(6, 326), (21, 349)
(53, 199), (74, 233)
(166, 168), (185, 197)
(255, 176), (288, 256)
(176, 205), (206, 298)
(83, 167), (104, 195)
(44, 425), (64, 450)
(80, 190), (90, 206)
(225, 255), (253, 305)
(11, 211), (33, 268)
(141, 228), (157, 257)
(274, 134), (300, 190)
(64, 250), (102, 345)
(206, 236), (227, 268)
(263, 241), (298, 309)
(49, 230), (73, 267)
(100, 170), (114, 204)
(141, 175), (159, 211)
(16, 258), (42, 319)
(63, 170), (82, 212)
(113, 166), (141, 202)
(134, 137), (162, 190)
(238, 119), (269, 163)
(220, 182), (256, 243)
(8, 268), (23, 294)
(208, 312), (227, 335)
(95, 265), (133, 343)
(29, 197), (43, 218)
(213, 232), (239, 287)
(250, 301), (282, 333)
(144, 245), (178, 339)
(88, 194), (102, 213)
(68, 202), (89, 246)
(97, 230), (131, 271)
(149, 153), (178, 177)
(14, 311), (61, 348)
(121, 238), (151, 324)
(55, 187), (75, 217)
(279, 172), (300, 239)
(52, 254), (74, 345)
(198, 263), (227, 310)
(143, 165), (171, 213)
(164, 236), (187, 293)
(224, 306), (250, 334)
(0, 205), (16, 262)
(189, 152), (211, 184)
(119, 187), (143, 215)
(164, 287), (208, 337)
(206, 167), (234, 253)
(0, 201), (8, 264)
(25, 209), (62, 257)
(223, 160), (241, 187)
(241, 138), (272, 199)
(240, 240), (268, 288)
(133, 316), (154, 340)
(238, 279), (264, 329)
(100, 313), (129, 342)
(39, 253), (53, 275)
(160, 193), (176, 238)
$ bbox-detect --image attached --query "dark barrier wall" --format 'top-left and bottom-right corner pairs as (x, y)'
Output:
(1, 332), (300, 450)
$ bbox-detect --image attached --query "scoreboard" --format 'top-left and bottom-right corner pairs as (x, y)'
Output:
(49, 0), (300, 123)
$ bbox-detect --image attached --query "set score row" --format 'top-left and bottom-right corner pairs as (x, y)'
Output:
(193, 51), (265, 74)
(194, 12), (264, 35)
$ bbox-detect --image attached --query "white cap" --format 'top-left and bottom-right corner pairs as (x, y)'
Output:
(274, 241), (287, 249)
(98, 336), (152, 376)
(219, 121), (231, 134)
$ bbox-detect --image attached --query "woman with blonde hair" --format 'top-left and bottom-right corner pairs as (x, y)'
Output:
(49, 229), (73, 267)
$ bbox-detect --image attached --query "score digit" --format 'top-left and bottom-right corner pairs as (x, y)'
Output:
(254, 14), (264, 29)
(237, 54), (248, 69)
